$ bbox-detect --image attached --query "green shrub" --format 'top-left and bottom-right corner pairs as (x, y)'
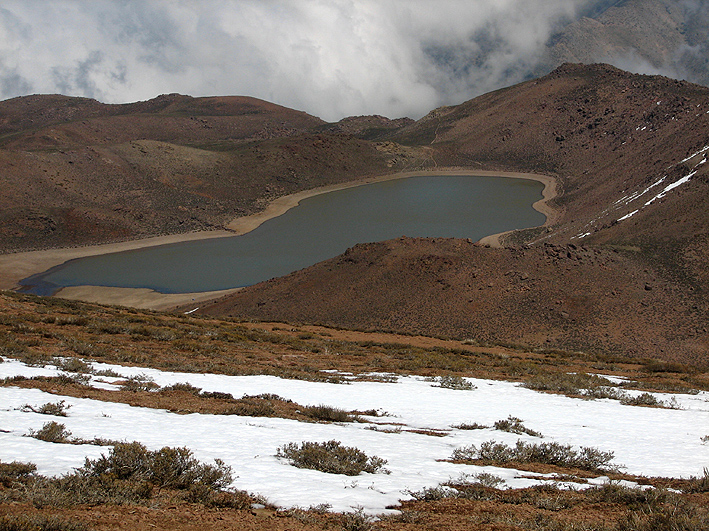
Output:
(276, 440), (388, 476)
(493, 416), (543, 437)
(451, 440), (619, 472)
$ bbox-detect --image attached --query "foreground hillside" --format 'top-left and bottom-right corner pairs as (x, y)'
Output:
(197, 64), (709, 365)
(197, 237), (706, 366)
(1, 292), (708, 530)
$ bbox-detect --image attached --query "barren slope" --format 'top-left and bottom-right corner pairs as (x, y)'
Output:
(0, 94), (423, 251)
(197, 64), (709, 365)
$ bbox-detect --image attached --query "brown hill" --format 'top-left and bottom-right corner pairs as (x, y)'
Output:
(0, 94), (425, 251)
(197, 237), (706, 366)
(197, 64), (709, 365)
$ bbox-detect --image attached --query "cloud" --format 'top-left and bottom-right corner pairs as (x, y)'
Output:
(0, 0), (694, 121)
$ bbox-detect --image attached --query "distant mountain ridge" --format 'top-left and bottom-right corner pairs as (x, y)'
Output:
(547, 0), (709, 88)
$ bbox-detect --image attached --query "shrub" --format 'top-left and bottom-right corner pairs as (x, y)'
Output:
(302, 404), (355, 422)
(17, 442), (234, 509)
(20, 401), (71, 417)
(201, 390), (234, 400)
(83, 442), (233, 490)
(451, 440), (619, 472)
(161, 382), (202, 395)
(493, 416), (543, 437)
(339, 507), (373, 531)
(405, 485), (456, 501)
(524, 372), (614, 395)
(27, 473), (152, 507)
(276, 440), (388, 476)
(0, 514), (89, 531)
(452, 422), (489, 430)
(583, 387), (627, 400)
(27, 422), (73, 443)
(55, 357), (92, 374)
(119, 374), (157, 392)
(224, 399), (275, 417)
(0, 461), (37, 487)
(55, 373), (90, 386)
(682, 468), (709, 493)
(436, 375), (476, 390)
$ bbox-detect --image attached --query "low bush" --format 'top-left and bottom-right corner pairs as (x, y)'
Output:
(452, 422), (488, 430)
(620, 392), (666, 407)
(0, 461), (37, 487)
(27, 422), (73, 443)
(200, 390), (234, 400)
(83, 442), (233, 490)
(160, 382), (202, 395)
(682, 468), (709, 493)
(436, 375), (476, 390)
(524, 372), (614, 395)
(119, 374), (157, 392)
(0, 514), (89, 531)
(224, 399), (275, 417)
(339, 507), (373, 531)
(493, 416), (543, 437)
(55, 357), (93, 374)
(451, 440), (619, 472)
(302, 404), (355, 422)
(276, 440), (388, 476)
(20, 401), (71, 417)
(1, 444), (242, 509)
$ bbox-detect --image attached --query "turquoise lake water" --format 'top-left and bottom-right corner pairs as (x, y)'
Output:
(21, 175), (545, 295)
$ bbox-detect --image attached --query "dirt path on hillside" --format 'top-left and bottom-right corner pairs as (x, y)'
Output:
(0, 168), (560, 309)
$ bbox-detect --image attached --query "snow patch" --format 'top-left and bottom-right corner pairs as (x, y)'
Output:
(1, 359), (708, 513)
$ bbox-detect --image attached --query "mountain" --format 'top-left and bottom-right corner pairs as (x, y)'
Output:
(548, 0), (709, 88)
(195, 64), (709, 365)
(0, 94), (425, 251)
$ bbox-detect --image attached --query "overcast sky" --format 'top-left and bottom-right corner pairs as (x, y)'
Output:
(0, 0), (666, 121)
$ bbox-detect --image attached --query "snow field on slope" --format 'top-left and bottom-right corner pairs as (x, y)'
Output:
(1, 358), (708, 513)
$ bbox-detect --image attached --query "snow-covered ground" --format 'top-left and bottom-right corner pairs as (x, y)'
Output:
(1, 357), (708, 514)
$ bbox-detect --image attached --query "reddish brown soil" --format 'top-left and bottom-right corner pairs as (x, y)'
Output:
(196, 237), (709, 366)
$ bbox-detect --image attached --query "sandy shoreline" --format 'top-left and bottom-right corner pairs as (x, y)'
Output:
(0, 168), (559, 310)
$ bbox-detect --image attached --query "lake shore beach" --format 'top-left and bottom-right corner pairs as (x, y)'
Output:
(0, 168), (559, 310)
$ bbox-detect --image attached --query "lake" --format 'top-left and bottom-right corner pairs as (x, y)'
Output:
(20, 175), (545, 295)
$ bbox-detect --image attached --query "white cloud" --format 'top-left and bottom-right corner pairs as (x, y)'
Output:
(0, 0), (645, 121)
